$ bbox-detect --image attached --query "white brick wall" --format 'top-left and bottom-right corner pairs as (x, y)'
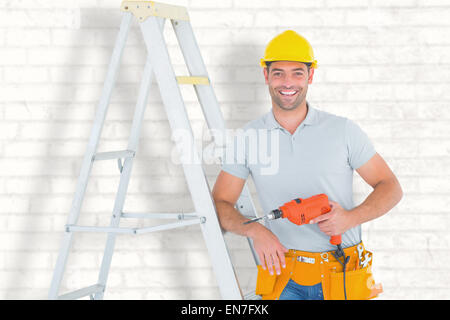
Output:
(1, 0), (449, 300)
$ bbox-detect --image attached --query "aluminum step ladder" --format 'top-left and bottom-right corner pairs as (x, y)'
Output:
(48, 1), (261, 300)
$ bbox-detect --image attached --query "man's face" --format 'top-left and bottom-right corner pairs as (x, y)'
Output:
(263, 61), (314, 111)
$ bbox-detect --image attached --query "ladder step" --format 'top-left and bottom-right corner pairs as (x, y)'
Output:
(67, 225), (137, 234)
(136, 218), (204, 234)
(93, 150), (135, 161)
(58, 284), (104, 300)
(176, 76), (209, 85)
(66, 218), (205, 235)
(121, 212), (198, 219)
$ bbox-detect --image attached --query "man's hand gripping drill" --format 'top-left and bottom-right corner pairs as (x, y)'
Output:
(244, 194), (348, 266)
(245, 194), (352, 299)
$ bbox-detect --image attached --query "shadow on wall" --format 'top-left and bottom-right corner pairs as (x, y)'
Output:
(8, 8), (268, 299)
(206, 32), (266, 296)
(3, 7), (189, 299)
(213, 31), (267, 128)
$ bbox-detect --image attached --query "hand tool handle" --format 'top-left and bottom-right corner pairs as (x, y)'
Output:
(329, 235), (342, 246)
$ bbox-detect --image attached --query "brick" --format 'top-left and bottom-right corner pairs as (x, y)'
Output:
(190, 10), (254, 28)
(417, 0), (450, 5)
(143, 251), (186, 267)
(0, 122), (19, 139)
(0, 1), (79, 9)
(324, 66), (371, 83)
(191, 0), (232, 8)
(0, 270), (51, 288)
(280, 0), (326, 7)
(375, 250), (450, 269)
(369, 102), (420, 120)
(51, 29), (96, 46)
(123, 268), (216, 288)
(50, 66), (95, 83)
(0, 49), (26, 65)
(6, 214), (54, 232)
(369, 0), (417, 7)
(4, 103), (53, 120)
(78, 8), (120, 28)
(27, 47), (110, 66)
(0, 289), (48, 300)
(190, 287), (221, 299)
(254, 10), (347, 27)
(0, 9), (80, 28)
(144, 288), (190, 299)
(111, 252), (142, 268)
(233, 0), (278, 8)
(185, 251), (212, 267)
(0, 196), (30, 213)
(418, 139), (450, 157)
(6, 29), (50, 46)
(373, 139), (416, 158)
(391, 121), (450, 138)
(3, 141), (49, 157)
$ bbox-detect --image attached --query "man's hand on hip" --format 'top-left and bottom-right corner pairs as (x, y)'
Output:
(249, 225), (288, 276)
(309, 200), (356, 237)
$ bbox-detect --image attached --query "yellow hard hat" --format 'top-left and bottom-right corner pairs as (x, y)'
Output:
(260, 30), (317, 69)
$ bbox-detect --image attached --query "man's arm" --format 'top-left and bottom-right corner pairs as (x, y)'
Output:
(349, 153), (403, 225)
(211, 170), (258, 237)
(310, 153), (403, 236)
(212, 170), (288, 275)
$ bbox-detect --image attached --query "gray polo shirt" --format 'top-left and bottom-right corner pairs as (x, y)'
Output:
(221, 103), (376, 252)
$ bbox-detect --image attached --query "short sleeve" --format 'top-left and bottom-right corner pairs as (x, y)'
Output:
(220, 131), (250, 180)
(345, 119), (376, 170)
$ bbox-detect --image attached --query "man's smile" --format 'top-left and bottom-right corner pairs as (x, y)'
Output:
(278, 89), (300, 101)
(279, 89), (298, 96)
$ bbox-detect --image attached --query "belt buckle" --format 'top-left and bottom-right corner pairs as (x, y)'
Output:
(297, 256), (315, 264)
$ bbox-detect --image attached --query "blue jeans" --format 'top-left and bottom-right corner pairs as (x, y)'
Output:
(278, 279), (324, 300)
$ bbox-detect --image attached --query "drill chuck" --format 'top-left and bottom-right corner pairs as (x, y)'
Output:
(269, 209), (283, 220)
(243, 209), (284, 225)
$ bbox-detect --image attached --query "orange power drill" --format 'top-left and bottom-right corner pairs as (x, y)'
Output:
(244, 194), (344, 255)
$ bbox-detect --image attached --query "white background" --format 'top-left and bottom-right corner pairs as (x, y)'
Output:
(1, 0), (450, 299)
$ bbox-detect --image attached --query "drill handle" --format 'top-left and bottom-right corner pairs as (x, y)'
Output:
(330, 235), (342, 246)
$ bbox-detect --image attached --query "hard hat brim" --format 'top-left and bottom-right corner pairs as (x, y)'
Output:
(260, 59), (317, 69)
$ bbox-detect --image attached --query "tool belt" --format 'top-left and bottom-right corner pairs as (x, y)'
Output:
(255, 242), (383, 300)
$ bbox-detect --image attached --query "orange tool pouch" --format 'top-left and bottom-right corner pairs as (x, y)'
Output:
(255, 242), (383, 300)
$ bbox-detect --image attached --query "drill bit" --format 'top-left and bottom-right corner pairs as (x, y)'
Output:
(243, 210), (283, 225)
(243, 216), (264, 225)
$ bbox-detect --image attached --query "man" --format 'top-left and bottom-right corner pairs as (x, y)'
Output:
(212, 30), (403, 300)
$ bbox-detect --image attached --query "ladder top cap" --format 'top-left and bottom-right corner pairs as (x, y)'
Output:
(121, 1), (190, 22)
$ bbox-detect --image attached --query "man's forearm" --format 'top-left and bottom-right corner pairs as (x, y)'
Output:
(214, 200), (264, 238)
(349, 177), (403, 227)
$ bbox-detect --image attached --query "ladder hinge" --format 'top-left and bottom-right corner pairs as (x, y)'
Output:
(121, 1), (190, 22)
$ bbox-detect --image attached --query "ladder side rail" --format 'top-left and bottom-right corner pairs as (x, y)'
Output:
(48, 12), (134, 299)
(140, 16), (243, 299)
(172, 20), (259, 219)
(93, 17), (166, 300)
(172, 19), (261, 267)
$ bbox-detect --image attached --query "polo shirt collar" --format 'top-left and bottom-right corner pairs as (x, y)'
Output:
(264, 102), (318, 130)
